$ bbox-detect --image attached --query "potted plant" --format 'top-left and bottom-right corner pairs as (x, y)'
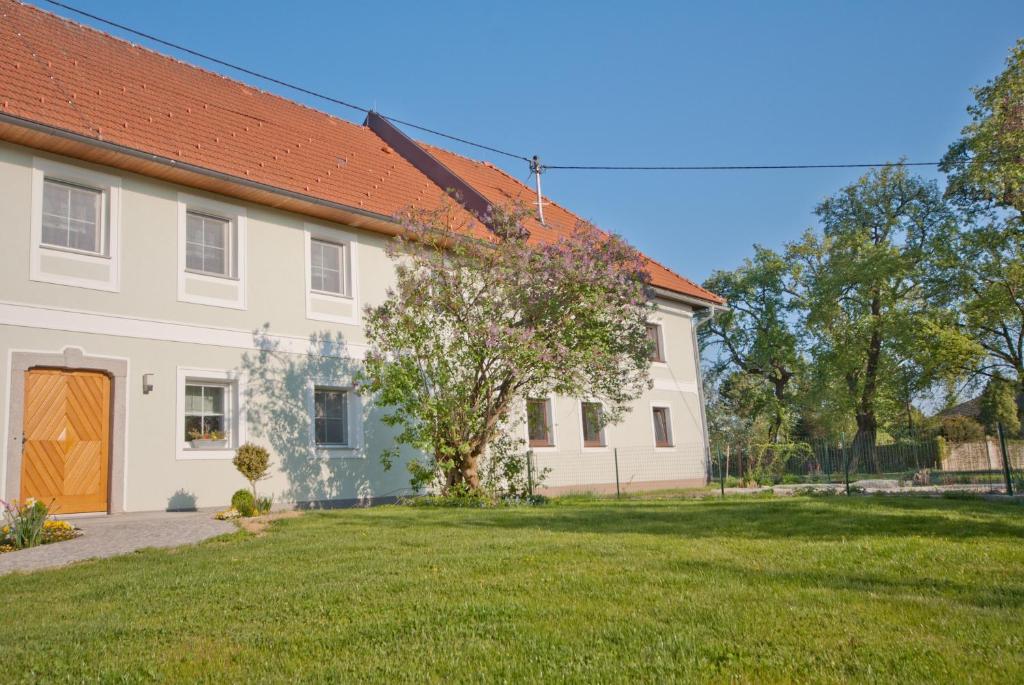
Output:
(188, 429), (227, 449)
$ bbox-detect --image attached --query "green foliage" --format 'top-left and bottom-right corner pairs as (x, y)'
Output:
(940, 416), (985, 443)
(788, 165), (958, 447)
(233, 442), (271, 499)
(941, 39), (1024, 216)
(1, 498), (49, 549)
(479, 433), (548, 499)
(231, 489), (256, 517)
(360, 201), (654, 492)
(980, 375), (1021, 436)
(255, 495), (274, 516)
(701, 246), (802, 443)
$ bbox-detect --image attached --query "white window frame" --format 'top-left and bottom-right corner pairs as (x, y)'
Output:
(650, 401), (676, 451)
(184, 210), (233, 278)
(304, 222), (359, 325)
(524, 395), (557, 451)
(30, 156), (122, 292)
(578, 400), (609, 451)
(306, 378), (364, 457)
(175, 367), (246, 460)
(177, 193), (247, 310)
(309, 238), (349, 297)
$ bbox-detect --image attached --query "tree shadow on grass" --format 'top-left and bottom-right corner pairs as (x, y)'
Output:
(450, 496), (1024, 543)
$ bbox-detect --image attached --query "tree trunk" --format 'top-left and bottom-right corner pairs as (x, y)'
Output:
(853, 295), (883, 473)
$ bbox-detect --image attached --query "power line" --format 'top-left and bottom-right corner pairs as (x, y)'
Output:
(544, 161), (941, 171)
(41, 1), (944, 175)
(40, 0), (531, 162)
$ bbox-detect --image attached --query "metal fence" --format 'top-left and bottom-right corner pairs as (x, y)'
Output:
(708, 424), (1024, 495)
(528, 443), (709, 497)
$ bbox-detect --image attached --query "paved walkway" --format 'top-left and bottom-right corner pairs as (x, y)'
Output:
(0, 510), (235, 576)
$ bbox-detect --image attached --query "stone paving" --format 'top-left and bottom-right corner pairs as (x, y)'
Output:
(0, 510), (235, 576)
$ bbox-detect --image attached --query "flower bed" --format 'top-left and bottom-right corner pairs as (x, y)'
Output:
(1, 498), (82, 554)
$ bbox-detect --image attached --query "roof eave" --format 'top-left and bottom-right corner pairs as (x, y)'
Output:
(0, 112), (402, 236)
(651, 286), (728, 312)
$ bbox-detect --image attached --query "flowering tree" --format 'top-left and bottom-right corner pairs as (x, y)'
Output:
(360, 202), (654, 492)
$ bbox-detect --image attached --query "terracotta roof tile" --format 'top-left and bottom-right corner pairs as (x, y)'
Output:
(423, 143), (724, 304)
(0, 0), (721, 305)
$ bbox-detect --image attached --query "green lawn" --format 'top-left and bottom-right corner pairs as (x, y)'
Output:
(6, 495), (1024, 683)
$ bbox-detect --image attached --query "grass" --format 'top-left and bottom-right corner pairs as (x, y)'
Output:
(5, 495), (1024, 683)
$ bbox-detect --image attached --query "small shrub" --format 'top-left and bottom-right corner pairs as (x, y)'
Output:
(255, 495), (273, 515)
(781, 474), (803, 485)
(1, 497), (49, 549)
(723, 475), (741, 488)
(231, 489), (256, 517)
(233, 443), (272, 499)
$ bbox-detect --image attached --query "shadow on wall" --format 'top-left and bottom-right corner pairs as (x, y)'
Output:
(166, 489), (198, 512)
(240, 325), (410, 506)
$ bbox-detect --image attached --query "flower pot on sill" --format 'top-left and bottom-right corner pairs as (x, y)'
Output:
(190, 439), (227, 450)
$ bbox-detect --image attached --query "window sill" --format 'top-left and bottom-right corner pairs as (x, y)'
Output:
(310, 288), (353, 301)
(176, 446), (237, 461)
(184, 268), (239, 282)
(39, 243), (109, 260)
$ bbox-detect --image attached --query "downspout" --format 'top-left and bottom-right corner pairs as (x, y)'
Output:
(691, 306), (719, 484)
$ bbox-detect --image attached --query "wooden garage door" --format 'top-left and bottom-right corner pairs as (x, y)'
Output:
(21, 369), (111, 514)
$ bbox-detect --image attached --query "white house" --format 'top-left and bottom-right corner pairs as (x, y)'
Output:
(0, 1), (724, 512)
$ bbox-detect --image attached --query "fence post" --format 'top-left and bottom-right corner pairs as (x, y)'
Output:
(613, 447), (621, 499)
(997, 423), (1014, 496)
(841, 432), (851, 496)
(526, 451), (534, 498)
(719, 450), (726, 498)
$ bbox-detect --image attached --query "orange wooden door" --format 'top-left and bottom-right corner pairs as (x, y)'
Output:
(21, 369), (111, 514)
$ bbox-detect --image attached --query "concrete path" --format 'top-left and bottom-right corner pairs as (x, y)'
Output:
(0, 510), (235, 576)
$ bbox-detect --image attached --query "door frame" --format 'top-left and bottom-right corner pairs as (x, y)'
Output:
(5, 346), (128, 513)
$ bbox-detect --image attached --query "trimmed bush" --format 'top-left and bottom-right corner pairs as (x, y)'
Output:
(233, 442), (271, 499)
(231, 489), (255, 517)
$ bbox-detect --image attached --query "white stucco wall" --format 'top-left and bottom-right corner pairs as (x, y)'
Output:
(0, 140), (709, 511)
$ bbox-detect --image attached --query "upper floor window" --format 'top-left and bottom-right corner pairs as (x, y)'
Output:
(310, 239), (348, 296)
(31, 157), (122, 292)
(185, 211), (232, 277)
(646, 323), (665, 363)
(41, 179), (104, 255)
(177, 193), (247, 310)
(527, 398), (554, 447)
(581, 401), (605, 448)
(305, 223), (359, 325)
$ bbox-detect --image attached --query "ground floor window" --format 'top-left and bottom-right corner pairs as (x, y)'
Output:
(184, 383), (227, 442)
(652, 406), (673, 447)
(581, 401), (605, 447)
(527, 398), (554, 447)
(314, 387), (349, 446)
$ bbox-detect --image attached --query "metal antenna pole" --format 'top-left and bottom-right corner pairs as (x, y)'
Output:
(531, 155), (545, 225)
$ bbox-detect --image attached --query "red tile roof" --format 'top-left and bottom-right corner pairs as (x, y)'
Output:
(0, 0), (721, 305)
(423, 144), (724, 303)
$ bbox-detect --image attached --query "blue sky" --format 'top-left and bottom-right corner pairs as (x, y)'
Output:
(42, 0), (1024, 286)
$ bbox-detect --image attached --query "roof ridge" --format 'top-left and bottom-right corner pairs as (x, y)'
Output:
(12, 0), (371, 136)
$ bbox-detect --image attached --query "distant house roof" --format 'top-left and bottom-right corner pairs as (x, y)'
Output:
(0, 0), (722, 305)
(937, 397), (982, 419)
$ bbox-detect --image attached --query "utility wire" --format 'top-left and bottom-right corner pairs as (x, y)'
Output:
(41, 1), (943, 174)
(40, 0), (531, 162)
(543, 161), (941, 171)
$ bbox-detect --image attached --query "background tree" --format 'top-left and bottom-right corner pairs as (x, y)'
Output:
(935, 40), (1024, 394)
(979, 374), (1021, 437)
(700, 246), (801, 444)
(361, 203), (654, 492)
(941, 38), (1024, 217)
(788, 165), (957, 457)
